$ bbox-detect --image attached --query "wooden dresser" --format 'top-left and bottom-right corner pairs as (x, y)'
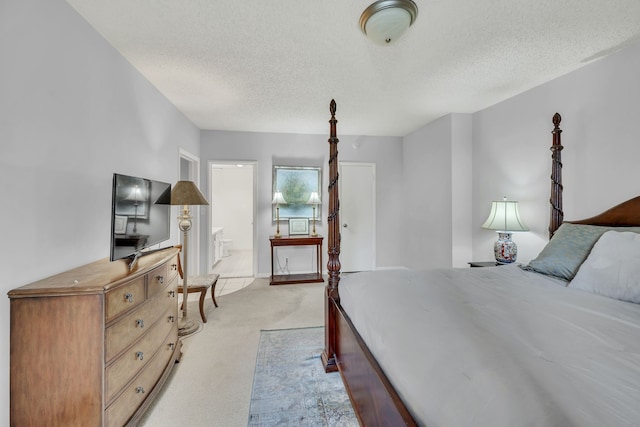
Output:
(9, 247), (182, 426)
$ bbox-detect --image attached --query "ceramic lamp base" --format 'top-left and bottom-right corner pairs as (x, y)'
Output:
(494, 232), (517, 264)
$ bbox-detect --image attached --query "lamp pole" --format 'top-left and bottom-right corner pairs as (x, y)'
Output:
(178, 205), (197, 336)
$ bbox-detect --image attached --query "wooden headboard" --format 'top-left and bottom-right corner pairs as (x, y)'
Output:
(548, 112), (640, 231)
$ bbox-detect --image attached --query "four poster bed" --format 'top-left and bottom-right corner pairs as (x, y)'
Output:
(321, 100), (640, 426)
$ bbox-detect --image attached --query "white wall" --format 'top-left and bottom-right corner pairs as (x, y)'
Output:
(451, 114), (474, 267)
(199, 130), (404, 276)
(403, 115), (454, 268)
(403, 114), (474, 268)
(471, 41), (640, 263)
(0, 1), (199, 424)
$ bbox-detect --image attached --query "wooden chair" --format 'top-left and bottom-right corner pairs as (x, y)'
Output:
(175, 245), (219, 323)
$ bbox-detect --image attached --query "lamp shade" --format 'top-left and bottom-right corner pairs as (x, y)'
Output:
(170, 181), (209, 206)
(360, 0), (418, 45)
(272, 192), (286, 205)
(481, 199), (528, 232)
(124, 185), (143, 201)
(307, 192), (321, 205)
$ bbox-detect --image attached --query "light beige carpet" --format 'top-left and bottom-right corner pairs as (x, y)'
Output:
(139, 278), (326, 427)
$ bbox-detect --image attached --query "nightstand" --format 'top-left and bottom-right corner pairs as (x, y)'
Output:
(468, 261), (501, 268)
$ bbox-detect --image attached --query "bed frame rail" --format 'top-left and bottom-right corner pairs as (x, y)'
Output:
(334, 300), (417, 426)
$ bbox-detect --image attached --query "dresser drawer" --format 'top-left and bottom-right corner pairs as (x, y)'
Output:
(105, 277), (145, 322)
(105, 331), (179, 427)
(105, 306), (176, 403)
(105, 287), (175, 361)
(148, 258), (179, 297)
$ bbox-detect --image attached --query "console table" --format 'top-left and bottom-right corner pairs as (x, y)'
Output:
(270, 235), (324, 285)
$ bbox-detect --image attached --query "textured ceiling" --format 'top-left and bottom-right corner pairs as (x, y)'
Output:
(65, 0), (640, 136)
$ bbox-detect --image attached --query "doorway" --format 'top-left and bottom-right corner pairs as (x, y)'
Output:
(208, 161), (256, 279)
(178, 149), (202, 274)
(339, 162), (376, 272)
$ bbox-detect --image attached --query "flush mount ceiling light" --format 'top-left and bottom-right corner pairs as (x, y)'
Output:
(360, 0), (418, 45)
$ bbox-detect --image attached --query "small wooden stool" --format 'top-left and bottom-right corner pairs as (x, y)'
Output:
(176, 246), (219, 323)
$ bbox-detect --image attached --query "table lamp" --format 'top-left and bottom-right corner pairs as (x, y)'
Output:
(307, 192), (321, 237)
(272, 192), (286, 238)
(482, 197), (528, 264)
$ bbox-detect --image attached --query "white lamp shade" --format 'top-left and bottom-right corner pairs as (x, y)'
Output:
(360, 0), (418, 45)
(124, 185), (143, 201)
(272, 192), (286, 205)
(307, 192), (321, 204)
(482, 199), (528, 232)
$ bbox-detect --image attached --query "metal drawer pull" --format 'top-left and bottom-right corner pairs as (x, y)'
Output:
(168, 315), (175, 323)
(135, 351), (144, 361)
(168, 290), (175, 298)
(171, 263), (177, 271)
(136, 386), (145, 394)
(124, 293), (134, 303)
(156, 275), (164, 284)
(168, 342), (175, 350)
(136, 319), (145, 328)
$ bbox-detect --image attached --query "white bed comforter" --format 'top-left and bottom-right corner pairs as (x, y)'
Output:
(339, 265), (640, 427)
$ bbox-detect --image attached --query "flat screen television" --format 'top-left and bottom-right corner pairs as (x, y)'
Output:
(110, 173), (172, 268)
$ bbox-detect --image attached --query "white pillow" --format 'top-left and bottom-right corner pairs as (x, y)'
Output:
(569, 231), (640, 303)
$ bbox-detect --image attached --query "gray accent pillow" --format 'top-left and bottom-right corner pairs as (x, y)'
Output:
(522, 223), (640, 282)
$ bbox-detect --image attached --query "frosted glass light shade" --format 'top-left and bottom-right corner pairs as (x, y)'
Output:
(360, 0), (418, 45)
(482, 199), (528, 232)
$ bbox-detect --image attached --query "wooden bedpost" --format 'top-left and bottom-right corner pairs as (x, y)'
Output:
(549, 112), (563, 238)
(322, 99), (340, 373)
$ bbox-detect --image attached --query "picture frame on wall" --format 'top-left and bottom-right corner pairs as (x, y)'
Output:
(272, 165), (322, 220)
(289, 218), (309, 235)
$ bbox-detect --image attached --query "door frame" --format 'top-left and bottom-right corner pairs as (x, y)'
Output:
(178, 148), (202, 274)
(207, 160), (258, 276)
(339, 161), (376, 271)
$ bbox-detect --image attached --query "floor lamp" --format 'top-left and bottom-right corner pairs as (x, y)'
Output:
(171, 180), (209, 337)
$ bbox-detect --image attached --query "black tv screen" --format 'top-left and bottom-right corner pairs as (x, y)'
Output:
(110, 173), (171, 264)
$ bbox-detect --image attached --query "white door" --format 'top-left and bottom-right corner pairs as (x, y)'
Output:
(339, 162), (375, 272)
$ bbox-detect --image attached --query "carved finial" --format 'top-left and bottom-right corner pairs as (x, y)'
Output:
(330, 99), (336, 116)
(553, 112), (561, 128)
